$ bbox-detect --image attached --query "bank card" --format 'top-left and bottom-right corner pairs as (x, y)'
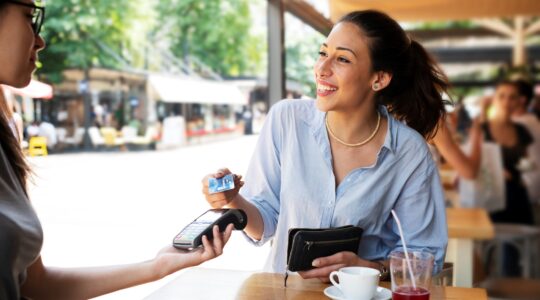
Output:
(208, 174), (235, 194)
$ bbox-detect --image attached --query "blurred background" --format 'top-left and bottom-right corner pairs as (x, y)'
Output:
(2, 0), (540, 299)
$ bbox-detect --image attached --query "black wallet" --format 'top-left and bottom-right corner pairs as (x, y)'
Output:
(284, 225), (363, 286)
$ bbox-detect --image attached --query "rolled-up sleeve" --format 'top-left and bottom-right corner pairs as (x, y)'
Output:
(240, 103), (284, 246)
(389, 153), (448, 274)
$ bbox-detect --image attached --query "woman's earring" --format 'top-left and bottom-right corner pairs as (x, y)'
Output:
(372, 82), (380, 91)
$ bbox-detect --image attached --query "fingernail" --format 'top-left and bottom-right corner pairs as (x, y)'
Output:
(312, 260), (319, 267)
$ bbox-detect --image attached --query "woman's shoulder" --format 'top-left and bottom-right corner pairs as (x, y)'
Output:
(389, 115), (426, 146)
(269, 98), (319, 123)
(271, 98), (316, 112)
(389, 115), (430, 153)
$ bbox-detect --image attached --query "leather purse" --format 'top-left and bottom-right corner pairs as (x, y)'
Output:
(284, 225), (363, 286)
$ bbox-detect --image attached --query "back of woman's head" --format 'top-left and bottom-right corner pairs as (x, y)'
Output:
(339, 10), (450, 139)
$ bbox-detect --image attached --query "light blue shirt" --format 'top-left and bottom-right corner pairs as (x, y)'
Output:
(240, 99), (448, 274)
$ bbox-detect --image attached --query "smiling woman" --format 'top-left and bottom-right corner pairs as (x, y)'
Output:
(0, 1), (234, 299)
(200, 9), (449, 283)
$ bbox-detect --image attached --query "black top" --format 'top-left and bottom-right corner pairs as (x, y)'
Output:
(0, 145), (43, 299)
(483, 122), (534, 225)
(482, 122), (533, 182)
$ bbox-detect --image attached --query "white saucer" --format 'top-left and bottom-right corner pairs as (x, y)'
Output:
(323, 285), (392, 300)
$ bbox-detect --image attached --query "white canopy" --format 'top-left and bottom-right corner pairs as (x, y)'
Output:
(148, 74), (247, 105)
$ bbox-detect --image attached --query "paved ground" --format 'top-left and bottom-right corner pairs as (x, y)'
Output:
(28, 135), (271, 299)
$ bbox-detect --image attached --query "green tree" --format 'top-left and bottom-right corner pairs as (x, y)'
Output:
(37, 0), (150, 82)
(156, 0), (263, 77)
(285, 14), (324, 97)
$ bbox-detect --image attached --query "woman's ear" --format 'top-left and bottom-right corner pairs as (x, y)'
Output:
(371, 72), (393, 91)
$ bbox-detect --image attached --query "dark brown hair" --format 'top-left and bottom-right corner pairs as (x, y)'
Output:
(514, 79), (534, 106)
(0, 2), (32, 192)
(339, 10), (450, 140)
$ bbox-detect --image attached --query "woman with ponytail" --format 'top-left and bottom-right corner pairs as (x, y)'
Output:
(0, 1), (233, 299)
(201, 10), (448, 281)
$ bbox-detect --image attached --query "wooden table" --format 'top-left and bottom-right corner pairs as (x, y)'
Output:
(144, 268), (488, 300)
(446, 207), (494, 287)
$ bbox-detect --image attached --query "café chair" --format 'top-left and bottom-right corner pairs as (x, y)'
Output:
(88, 127), (106, 149)
(100, 127), (125, 148)
(432, 262), (454, 286)
(121, 125), (155, 147)
(28, 136), (48, 156)
(478, 278), (540, 300)
(63, 128), (85, 148)
(481, 224), (540, 278)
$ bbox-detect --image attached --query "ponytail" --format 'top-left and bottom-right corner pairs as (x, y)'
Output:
(339, 10), (450, 139)
(382, 40), (449, 140)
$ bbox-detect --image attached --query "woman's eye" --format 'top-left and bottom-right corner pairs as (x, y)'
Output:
(337, 57), (351, 63)
(318, 51), (327, 57)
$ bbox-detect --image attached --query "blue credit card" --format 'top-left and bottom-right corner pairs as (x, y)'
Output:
(208, 174), (235, 194)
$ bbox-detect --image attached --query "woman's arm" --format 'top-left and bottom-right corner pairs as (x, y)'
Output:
(21, 225), (233, 300)
(432, 119), (482, 179)
(226, 193), (264, 241)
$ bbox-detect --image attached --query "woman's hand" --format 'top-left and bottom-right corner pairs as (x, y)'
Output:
(202, 168), (244, 208)
(298, 251), (376, 283)
(153, 224), (234, 279)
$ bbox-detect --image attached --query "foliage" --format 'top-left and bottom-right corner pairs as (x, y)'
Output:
(37, 0), (148, 82)
(409, 20), (476, 30)
(155, 0), (263, 77)
(285, 14), (325, 97)
(37, 0), (262, 82)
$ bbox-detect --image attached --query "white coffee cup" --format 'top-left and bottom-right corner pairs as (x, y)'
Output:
(329, 266), (380, 300)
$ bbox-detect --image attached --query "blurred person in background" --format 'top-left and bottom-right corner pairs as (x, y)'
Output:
(482, 80), (535, 277)
(37, 117), (57, 150)
(485, 81), (534, 225)
(0, 1), (233, 299)
(202, 10), (448, 281)
(511, 79), (540, 224)
(25, 120), (39, 137)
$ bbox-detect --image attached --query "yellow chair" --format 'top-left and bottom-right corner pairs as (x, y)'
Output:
(28, 136), (48, 156)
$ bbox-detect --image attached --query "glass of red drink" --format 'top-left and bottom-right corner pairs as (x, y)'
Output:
(390, 251), (434, 300)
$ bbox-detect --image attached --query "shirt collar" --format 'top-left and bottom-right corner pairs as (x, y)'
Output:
(379, 105), (397, 154)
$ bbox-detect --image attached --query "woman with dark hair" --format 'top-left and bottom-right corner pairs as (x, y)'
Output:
(0, 1), (232, 299)
(487, 81), (534, 225)
(202, 10), (448, 281)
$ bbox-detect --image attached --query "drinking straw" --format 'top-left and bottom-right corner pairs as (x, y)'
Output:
(391, 209), (417, 289)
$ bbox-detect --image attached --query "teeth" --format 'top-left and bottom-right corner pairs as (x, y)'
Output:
(317, 84), (337, 91)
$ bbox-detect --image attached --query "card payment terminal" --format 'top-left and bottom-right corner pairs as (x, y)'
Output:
(173, 209), (247, 250)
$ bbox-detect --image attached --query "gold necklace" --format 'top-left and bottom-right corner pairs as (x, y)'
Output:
(325, 111), (381, 147)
